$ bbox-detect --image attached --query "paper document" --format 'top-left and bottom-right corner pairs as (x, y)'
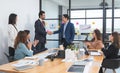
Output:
(12, 60), (38, 67)
(90, 52), (101, 56)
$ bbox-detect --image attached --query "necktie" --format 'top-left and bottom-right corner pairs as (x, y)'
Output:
(42, 21), (45, 26)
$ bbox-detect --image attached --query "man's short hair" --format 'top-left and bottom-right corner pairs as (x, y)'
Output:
(63, 14), (69, 20)
(38, 11), (45, 18)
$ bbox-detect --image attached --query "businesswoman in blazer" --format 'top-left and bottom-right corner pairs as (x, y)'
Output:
(102, 32), (120, 59)
(99, 32), (120, 73)
(51, 14), (75, 49)
(8, 13), (18, 58)
(85, 29), (103, 50)
(14, 31), (33, 60)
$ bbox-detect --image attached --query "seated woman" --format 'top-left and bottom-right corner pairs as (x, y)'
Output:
(99, 32), (120, 73)
(102, 32), (120, 59)
(24, 30), (39, 55)
(85, 29), (104, 50)
(14, 31), (33, 60)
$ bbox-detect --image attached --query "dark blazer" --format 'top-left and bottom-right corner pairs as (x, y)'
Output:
(53, 22), (75, 44)
(102, 43), (119, 59)
(34, 19), (46, 44)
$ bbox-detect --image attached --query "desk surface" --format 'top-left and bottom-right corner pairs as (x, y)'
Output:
(0, 50), (103, 73)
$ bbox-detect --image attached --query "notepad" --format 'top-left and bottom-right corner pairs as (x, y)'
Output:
(12, 60), (38, 67)
(73, 60), (87, 66)
(14, 65), (33, 71)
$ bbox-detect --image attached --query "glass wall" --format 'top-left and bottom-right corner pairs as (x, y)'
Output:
(106, 9), (120, 33)
(113, 9), (120, 32)
(71, 8), (120, 33)
(41, 0), (120, 48)
(42, 0), (59, 48)
(42, 0), (69, 48)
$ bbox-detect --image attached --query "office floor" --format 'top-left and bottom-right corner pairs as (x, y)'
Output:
(105, 68), (120, 73)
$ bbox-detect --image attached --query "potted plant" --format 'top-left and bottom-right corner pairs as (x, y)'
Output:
(66, 44), (79, 51)
(65, 44), (79, 61)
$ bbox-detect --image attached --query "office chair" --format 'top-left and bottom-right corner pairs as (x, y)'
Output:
(102, 57), (120, 73)
(4, 52), (14, 62)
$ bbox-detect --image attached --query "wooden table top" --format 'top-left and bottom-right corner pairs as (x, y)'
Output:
(0, 50), (103, 73)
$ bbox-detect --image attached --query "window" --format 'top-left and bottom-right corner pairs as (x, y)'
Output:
(86, 10), (103, 18)
(71, 10), (85, 18)
(106, 9), (112, 17)
(106, 19), (112, 33)
(114, 19), (120, 33)
(70, 8), (120, 42)
(115, 9), (120, 17)
(71, 9), (103, 33)
(86, 19), (103, 32)
(71, 19), (85, 28)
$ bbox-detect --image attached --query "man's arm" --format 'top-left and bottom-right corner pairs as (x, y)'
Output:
(53, 24), (62, 34)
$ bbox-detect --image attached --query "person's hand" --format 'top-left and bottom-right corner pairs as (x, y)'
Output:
(85, 42), (91, 46)
(47, 31), (53, 35)
(33, 40), (39, 47)
(102, 44), (105, 48)
(27, 42), (32, 50)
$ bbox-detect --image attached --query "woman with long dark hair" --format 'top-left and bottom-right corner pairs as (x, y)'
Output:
(99, 32), (120, 73)
(8, 13), (18, 61)
(102, 32), (120, 59)
(85, 29), (104, 49)
(14, 31), (33, 60)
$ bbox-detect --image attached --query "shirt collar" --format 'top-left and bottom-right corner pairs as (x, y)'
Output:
(39, 18), (43, 22)
(64, 21), (69, 25)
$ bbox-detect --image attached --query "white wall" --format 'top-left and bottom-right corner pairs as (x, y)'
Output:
(0, 0), (39, 65)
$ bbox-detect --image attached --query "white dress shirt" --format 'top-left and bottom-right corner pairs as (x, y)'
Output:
(8, 24), (18, 48)
(63, 21), (69, 38)
(39, 18), (43, 22)
(39, 18), (45, 26)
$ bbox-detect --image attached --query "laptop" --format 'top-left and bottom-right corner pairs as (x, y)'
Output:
(83, 45), (101, 56)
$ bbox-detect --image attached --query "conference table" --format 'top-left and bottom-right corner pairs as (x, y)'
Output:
(0, 49), (103, 73)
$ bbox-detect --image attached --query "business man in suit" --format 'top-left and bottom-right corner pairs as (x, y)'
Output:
(49, 14), (75, 49)
(34, 11), (47, 53)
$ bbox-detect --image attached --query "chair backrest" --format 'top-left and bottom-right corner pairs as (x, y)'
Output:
(102, 58), (120, 69)
(118, 50), (120, 55)
(4, 52), (14, 62)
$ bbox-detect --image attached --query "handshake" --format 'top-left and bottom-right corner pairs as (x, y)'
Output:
(47, 30), (53, 35)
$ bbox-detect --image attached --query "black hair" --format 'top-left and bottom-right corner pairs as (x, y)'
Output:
(63, 14), (69, 20)
(38, 11), (45, 18)
(8, 13), (17, 25)
(24, 30), (30, 35)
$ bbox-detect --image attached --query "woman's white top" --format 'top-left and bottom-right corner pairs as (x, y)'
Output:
(8, 24), (18, 48)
